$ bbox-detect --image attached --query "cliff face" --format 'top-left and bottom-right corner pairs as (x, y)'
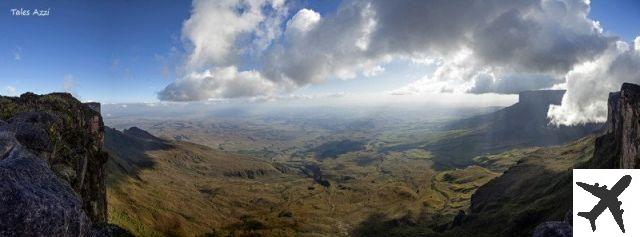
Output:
(0, 93), (118, 235)
(588, 83), (640, 168)
(610, 83), (640, 168)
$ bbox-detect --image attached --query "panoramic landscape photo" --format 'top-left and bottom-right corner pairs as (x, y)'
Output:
(1, 0), (639, 236)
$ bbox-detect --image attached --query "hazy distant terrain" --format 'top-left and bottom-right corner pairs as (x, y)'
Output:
(105, 105), (499, 163)
(104, 105), (504, 236)
(4, 0), (637, 236)
(103, 93), (601, 236)
(104, 123), (498, 236)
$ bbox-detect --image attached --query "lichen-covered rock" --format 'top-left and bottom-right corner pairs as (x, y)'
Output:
(0, 131), (17, 160)
(3, 112), (55, 154)
(531, 221), (572, 237)
(0, 92), (108, 222)
(0, 135), (91, 236)
(0, 93), (108, 223)
(531, 209), (573, 237)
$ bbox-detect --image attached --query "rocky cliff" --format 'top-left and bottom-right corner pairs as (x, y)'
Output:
(0, 92), (129, 236)
(586, 83), (640, 169)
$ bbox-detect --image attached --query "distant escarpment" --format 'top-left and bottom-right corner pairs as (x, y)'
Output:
(430, 90), (602, 168)
(0, 93), (130, 236)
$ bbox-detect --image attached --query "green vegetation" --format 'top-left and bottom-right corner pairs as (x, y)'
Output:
(103, 102), (600, 236)
(109, 208), (164, 237)
(473, 148), (539, 172)
(344, 136), (597, 237)
(104, 121), (507, 236)
(312, 139), (366, 160)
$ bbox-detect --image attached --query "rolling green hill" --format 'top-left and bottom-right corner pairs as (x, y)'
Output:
(347, 135), (596, 237)
(104, 126), (502, 237)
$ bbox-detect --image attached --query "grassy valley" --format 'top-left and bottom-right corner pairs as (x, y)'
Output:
(104, 109), (506, 236)
(364, 135), (597, 237)
(103, 93), (601, 236)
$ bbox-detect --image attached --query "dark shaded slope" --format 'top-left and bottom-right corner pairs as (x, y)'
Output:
(104, 126), (175, 186)
(104, 127), (284, 236)
(311, 139), (366, 160)
(450, 136), (595, 237)
(349, 136), (595, 237)
(104, 126), (279, 183)
(429, 90), (602, 169)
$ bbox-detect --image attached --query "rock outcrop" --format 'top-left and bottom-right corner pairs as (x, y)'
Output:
(531, 210), (573, 237)
(0, 93), (129, 236)
(587, 83), (640, 168)
(0, 131), (92, 235)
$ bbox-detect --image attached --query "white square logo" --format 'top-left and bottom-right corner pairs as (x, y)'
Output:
(573, 169), (640, 236)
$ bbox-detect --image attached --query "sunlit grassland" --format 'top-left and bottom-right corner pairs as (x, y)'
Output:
(106, 128), (504, 236)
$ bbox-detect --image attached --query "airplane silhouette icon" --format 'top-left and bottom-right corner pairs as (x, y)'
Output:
(576, 175), (631, 233)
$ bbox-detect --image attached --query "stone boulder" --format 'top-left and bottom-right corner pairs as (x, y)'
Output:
(2, 112), (56, 154)
(531, 221), (572, 237)
(0, 132), (91, 236)
(532, 210), (573, 237)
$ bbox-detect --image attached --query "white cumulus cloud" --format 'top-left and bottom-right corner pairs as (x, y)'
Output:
(158, 0), (636, 126)
(548, 38), (640, 125)
(160, 0), (287, 101)
(158, 66), (276, 101)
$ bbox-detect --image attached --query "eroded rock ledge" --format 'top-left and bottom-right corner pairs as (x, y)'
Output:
(0, 93), (129, 236)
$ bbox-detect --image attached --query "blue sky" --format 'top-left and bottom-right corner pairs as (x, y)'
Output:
(591, 0), (640, 41)
(0, 0), (638, 104)
(0, 0), (190, 103)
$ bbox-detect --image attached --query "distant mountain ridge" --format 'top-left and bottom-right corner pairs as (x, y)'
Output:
(428, 90), (602, 168)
